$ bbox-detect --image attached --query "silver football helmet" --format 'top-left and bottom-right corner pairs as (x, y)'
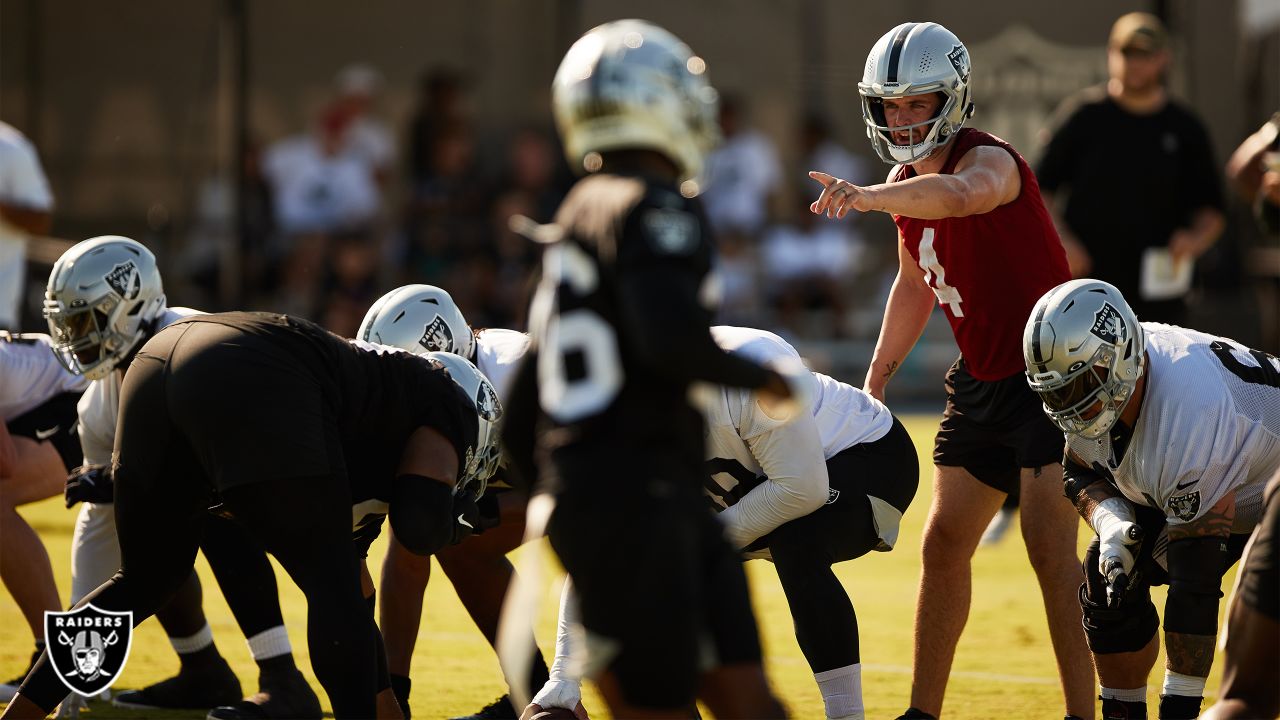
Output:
(358, 285), (475, 361)
(1024, 280), (1145, 439)
(424, 351), (503, 497)
(552, 19), (720, 186)
(44, 235), (167, 380)
(859, 22), (975, 164)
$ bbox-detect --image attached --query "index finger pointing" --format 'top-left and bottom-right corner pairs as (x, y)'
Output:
(808, 170), (837, 187)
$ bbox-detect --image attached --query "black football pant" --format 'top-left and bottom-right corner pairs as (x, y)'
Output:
(769, 416), (919, 674)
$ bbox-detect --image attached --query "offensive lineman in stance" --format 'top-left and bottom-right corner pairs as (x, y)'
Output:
(527, 326), (919, 720)
(1025, 279), (1280, 720)
(503, 19), (798, 719)
(3, 311), (484, 719)
(807, 21), (1094, 720)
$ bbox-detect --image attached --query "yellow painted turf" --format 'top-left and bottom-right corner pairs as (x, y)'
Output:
(1, 415), (1225, 719)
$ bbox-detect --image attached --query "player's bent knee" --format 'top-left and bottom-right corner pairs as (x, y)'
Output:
(1079, 581), (1159, 654)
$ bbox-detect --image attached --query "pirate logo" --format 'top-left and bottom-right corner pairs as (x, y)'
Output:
(104, 261), (141, 301)
(825, 487), (841, 506)
(1169, 491), (1201, 522)
(947, 44), (971, 82)
(475, 381), (502, 423)
(44, 605), (133, 697)
(418, 315), (455, 353)
(1091, 302), (1123, 344)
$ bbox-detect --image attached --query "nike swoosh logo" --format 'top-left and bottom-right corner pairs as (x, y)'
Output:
(35, 426), (59, 440)
(1174, 480), (1197, 490)
(457, 515), (474, 529)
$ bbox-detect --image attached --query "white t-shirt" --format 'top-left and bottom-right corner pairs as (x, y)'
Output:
(703, 326), (894, 548)
(701, 130), (781, 236)
(261, 134), (380, 235)
(0, 333), (86, 420)
(77, 308), (203, 466)
(1067, 323), (1280, 532)
(0, 122), (54, 327)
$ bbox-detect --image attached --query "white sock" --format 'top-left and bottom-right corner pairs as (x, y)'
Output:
(815, 663), (863, 720)
(168, 623), (214, 655)
(1161, 671), (1206, 697)
(1100, 686), (1147, 703)
(246, 626), (292, 661)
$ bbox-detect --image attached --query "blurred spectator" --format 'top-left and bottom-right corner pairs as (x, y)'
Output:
(761, 192), (864, 337)
(1037, 12), (1225, 326)
(403, 119), (487, 287)
(320, 230), (381, 337)
(262, 105), (382, 317)
(0, 121), (53, 330)
(1226, 112), (1280, 236)
(701, 94), (782, 240)
(799, 114), (868, 193)
(333, 63), (396, 185)
(406, 67), (468, 188)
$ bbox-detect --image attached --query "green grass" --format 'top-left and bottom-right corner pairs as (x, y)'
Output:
(1, 414), (1226, 718)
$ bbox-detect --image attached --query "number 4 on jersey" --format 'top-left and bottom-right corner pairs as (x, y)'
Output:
(917, 227), (964, 316)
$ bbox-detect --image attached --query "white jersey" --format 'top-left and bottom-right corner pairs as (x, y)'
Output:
(703, 326), (895, 549)
(1067, 323), (1280, 532)
(77, 307), (204, 466)
(473, 328), (530, 405)
(0, 333), (87, 420)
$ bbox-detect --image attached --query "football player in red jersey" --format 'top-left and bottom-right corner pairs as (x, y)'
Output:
(808, 22), (1094, 720)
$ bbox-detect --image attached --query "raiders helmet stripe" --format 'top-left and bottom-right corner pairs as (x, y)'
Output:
(885, 22), (918, 83)
(1031, 281), (1070, 373)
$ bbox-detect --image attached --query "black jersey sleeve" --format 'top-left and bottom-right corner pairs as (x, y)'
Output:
(499, 348), (539, 494)
(614, 194), (776, 391)
(398, 354), (482, 482)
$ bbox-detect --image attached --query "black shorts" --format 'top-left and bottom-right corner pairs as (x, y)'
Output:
(128, 320), (343, 492)
(1239, 475), (1280, 620)
(763, 416), (919, 562)
(934, 356), (1064, 494)
(7, 390), (84, 472)
(546, 454), (761, 710)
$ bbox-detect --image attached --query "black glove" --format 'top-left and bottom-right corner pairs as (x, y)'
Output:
(451, 490), (482, 545)
(65, 464), (114, 507)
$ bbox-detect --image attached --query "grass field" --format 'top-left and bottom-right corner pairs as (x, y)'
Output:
(0, 414), (1227, 719)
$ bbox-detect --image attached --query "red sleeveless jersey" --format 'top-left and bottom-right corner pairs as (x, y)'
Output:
(892, 128), (1069, 381)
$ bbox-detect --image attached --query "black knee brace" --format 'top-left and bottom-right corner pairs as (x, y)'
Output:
(1081, 541), (1159, 654)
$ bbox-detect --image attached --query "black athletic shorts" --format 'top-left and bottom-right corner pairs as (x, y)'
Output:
(1239, 474), (1280, 620)
(546, 451), (761, 710)
(128, 320), (344, 492)
(934, 356), (1064, 494)
(7, 390), (84, 472)
(759, 416), (919, 561)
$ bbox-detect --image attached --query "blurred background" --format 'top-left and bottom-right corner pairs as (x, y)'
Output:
(2, 0), (1277, 402)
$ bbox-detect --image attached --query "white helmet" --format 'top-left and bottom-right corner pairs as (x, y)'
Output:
(44, 235), (167, 380)
(859, 22), (975, 165)
(552, 19), (720, 186)
(1024, 280), (1146, 439)
(358, 285), (475, 360)
(424, 351), (503, 497)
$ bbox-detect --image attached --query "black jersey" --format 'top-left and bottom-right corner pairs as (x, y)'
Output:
(163, 312), (478, 517)
(512, 172), (775, 484)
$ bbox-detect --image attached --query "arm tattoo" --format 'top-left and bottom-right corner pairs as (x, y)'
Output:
(1167, 492), (1236, 542)
(882, 360), (899, 381)
(1074, 479), (1120, 521)
(1165, 630), (1216, 677)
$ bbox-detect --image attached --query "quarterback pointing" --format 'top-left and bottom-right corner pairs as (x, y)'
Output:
(1025, 279), (1280, 720)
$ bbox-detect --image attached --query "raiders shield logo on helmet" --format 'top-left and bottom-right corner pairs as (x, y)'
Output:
(418, 316), (455, 353)
(475, 382), (501, 422)
(104, 261), (141, 301)
(946, 44), (971, 82)
(1168, 491), (1201, 522)
(44, 605), (133, 697)
(1091, 303), (1123, 344)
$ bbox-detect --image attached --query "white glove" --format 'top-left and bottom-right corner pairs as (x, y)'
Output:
(530, 678), (583, 713)
(1091, 496), (1143, 581)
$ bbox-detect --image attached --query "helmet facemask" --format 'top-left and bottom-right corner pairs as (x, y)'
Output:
(44, 292), (146, 381)
(1029, 345), (1135, 439)
(862, 89), (961, 164)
